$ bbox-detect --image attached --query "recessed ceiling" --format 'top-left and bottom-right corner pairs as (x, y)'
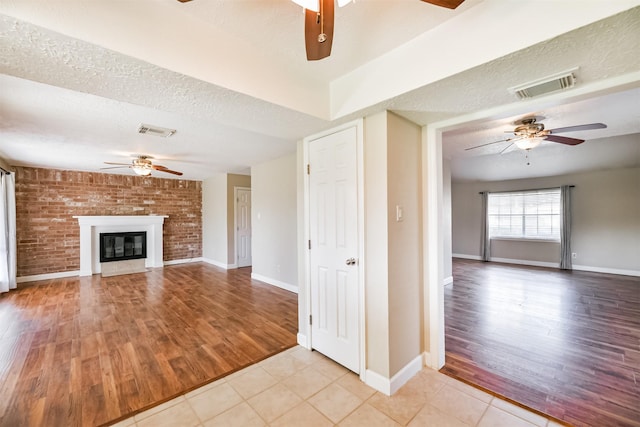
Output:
(0, 1), (639, 180)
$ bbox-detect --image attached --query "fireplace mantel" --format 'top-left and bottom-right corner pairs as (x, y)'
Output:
(74, 215), (167, 276)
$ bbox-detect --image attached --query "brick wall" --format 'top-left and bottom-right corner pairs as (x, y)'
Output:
(15, 167), (202, 277)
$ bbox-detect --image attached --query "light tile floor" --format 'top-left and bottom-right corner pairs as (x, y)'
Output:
(112, 346), (564, 427)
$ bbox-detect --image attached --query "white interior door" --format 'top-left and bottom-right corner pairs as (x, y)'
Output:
(309, 126), (359, 373)
(236, 187), (252, 268)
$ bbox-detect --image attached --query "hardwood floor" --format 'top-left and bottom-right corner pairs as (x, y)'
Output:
(442, 259), (640, 427)
(0, 264), (298, 427)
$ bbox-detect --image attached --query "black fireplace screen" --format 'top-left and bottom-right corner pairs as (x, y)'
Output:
(99, 231), (147, 263)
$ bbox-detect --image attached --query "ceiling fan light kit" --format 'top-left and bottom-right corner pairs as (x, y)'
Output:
(132, 158), (153, 176)
(514, 136), (544, 150)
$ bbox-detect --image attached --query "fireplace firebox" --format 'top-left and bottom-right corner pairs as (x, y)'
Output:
(99, 231), (147, 263)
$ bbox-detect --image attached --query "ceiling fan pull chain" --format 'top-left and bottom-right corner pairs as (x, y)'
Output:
(318, 0), (327, 43)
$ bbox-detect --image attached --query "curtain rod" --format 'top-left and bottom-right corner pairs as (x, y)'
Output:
(479, 185), (574, 195)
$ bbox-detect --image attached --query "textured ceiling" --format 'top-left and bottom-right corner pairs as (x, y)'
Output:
(0, 1), (639, 181)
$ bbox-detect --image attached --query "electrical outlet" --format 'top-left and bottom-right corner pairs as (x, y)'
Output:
(572, 253), (577, 259)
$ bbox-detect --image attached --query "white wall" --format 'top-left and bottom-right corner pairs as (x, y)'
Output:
(452, 167), (640, 275)
(364, 111), (423, 381)
(442, 160), (452, 283)
(251, 153), (298, 291)
(386, 113), (422, 377)
(364, 111), (391, 377)
(202, 173), (228, 266)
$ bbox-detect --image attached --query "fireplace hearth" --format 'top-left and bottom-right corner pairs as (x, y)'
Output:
(100, 231), (147, 263)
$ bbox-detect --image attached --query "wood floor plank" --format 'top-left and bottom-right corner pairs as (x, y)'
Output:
(442, 259), (640, 427)
(0, 264), (298, 426)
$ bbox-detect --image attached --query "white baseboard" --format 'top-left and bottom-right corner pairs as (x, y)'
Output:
(365, 354), (423, 396)
(164, 257), (203, 266)
(443, 276), (453, 286)
(573, 264), (640, 277)
(201, 258), (234, 269)
(17, 270), (80, 284)
(297, 333), (310, 349)
(422, 351), (433, 369)
(251, 273), (298, 294)
(454, 253), (558, 268)
(490, 257), (559, 269)
(452, 253), (481, 260)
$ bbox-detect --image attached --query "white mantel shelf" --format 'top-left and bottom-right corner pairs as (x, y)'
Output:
(74, 215), (168, 276)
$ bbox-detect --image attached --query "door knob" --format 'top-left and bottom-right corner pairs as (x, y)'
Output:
(346, 258), (356, 266)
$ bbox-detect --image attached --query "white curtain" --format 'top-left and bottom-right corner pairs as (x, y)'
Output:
(560, 185), (572, 270)
(480, 191), (490, 262)
(0, 171), (17, 293)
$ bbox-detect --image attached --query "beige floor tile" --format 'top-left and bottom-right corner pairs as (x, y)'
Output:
(110, 417), (136, 427)
(203, 402), (265, 427)
(136, 400), (201, 427)
(271, 402), (333, 427)
(429, 384), (489, 426)
(398, 369), (447, 402)
(445, 378), (494, 403)
(491, 398), (548, 426)
(134, 396), (186, 422)
(227, 366), (278, 399)
(313, 357), (350, 380)
(308, 383), (363, 423)
(336, 372), (376, 401)
(407, 403), (469, 427)
(478, 406), (539, 427)
(247, 383), (303, 422)
(186, 378), (227, 399)
(225, 362), (259, 381)
(288, 347), (327, 365)
(367, 389), (427, 425)
(259, 352), (308, 380)
(338, 403), (400, 427)
(187, 382), (244, 422)
(281, 366), (333, 399)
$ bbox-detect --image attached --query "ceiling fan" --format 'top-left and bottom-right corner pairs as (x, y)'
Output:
(176, 0), (465, 60)
(102, 155), (183, 176)
(465, 117), (607, 154)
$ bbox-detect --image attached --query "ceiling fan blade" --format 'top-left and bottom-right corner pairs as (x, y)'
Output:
(499, 143), (515, 155)
(152, 165), (183, 176)
(544, 135), (584, 146)
(176, 0), (192, 3)
(100, 166), (130, 170)
(464, 138), (515, 151)
(549, 123), (607, 134)
(103, 162), (131, 166)
(420, 0), (465, 9)
(305, 0), (334, 60)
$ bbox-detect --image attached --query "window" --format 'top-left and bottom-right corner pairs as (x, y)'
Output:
(488, 189), (561, 240)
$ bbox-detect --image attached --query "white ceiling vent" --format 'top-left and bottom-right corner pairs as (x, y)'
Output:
(509, 68), (578, 100)
(138, 124), (176, 138)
